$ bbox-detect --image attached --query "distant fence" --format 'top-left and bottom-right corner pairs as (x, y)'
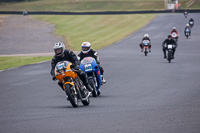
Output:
(0, 9), (200, 15)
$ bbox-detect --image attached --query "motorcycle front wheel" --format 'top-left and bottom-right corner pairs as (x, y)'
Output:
(65, 84), (78, 108)
(168, 51), (172, 63)
(88, 78), (97, 97)
(144, 48), (148, 56)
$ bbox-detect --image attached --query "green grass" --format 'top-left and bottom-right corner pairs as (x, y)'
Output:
(0, 0), (199, 11)
(0, 56), (52, 70)
(34, 14), (156, 51)
(0, 14), (155, 70)
(0, 0), (165, 11)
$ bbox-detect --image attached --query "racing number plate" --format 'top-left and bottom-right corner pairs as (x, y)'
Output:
(168, 45), (173, 49)
(57, 63), (65, 70)
(84, 64), (92, 72)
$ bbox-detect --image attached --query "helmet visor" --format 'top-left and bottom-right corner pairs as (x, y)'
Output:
(82, 47), (90, 52)
(54, 48), (62, 55)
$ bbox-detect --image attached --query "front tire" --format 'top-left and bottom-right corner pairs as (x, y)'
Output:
(186, 33), (189, 39)
(88, 78), (97, 97)
(168, 51), (172, 63)
(144, 48), (148, 56)
(65, 84), (78, 108)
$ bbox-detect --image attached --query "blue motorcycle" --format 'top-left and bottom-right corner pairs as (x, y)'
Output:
(80, 57), (102, 97)
(185, 28), (190, 39)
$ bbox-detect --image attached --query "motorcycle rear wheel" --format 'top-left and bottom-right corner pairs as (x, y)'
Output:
(65, 84), (78, 108)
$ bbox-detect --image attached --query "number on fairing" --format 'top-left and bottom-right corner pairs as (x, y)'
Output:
(168, 45), (173, 49)
(172, 32), (176, 37)
(84, 64), (92, 71)
(58, 63), (65, 70)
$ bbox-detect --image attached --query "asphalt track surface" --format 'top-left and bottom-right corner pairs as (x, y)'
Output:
(0, 13), (200, 133)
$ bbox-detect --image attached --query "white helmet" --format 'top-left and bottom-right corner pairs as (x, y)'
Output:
(186, 24), (189, 26)
(173, 27), (176, 30)
(144, 34), (149, 38)
(81, 41), (91, 54)
(53, 42), (65, 56)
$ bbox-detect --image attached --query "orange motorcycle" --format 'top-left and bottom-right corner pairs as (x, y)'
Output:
(55, 61), (90, 108)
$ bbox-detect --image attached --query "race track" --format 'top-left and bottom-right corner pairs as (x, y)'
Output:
(0, 13), (200, 133)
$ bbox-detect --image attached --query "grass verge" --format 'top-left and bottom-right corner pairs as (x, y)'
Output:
(0, 0), (165, 11)
(0, 56), (52, 70)
(0, 14), (156, 70)
(34, 14), (156, 51)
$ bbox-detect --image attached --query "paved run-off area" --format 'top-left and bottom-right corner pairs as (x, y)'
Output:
(0, 15), (64, 55)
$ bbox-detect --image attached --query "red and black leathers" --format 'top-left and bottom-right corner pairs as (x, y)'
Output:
(171, 29), (178, 35)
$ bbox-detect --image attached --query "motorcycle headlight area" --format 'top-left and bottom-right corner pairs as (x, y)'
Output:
(84, 64), (93, 72)
(55, 62), (68, 73)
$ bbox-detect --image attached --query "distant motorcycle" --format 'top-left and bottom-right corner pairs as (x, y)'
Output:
(183, 12), (188, 18)
(142, 40), (150, 56)
(185, 28), (190, 39)
(189, 21), (194, 28)
(55, 61), (90, 108)
(80, 57), (102, 97)
(171, 32), (178, 42)
(165, 44), (175, 63)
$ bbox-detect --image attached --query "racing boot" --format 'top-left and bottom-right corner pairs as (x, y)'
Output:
(101, 75), (106, 85)
(97, 90), (101, 96)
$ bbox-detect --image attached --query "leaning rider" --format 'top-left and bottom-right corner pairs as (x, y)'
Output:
(50, 42), (93, 92)
(184, 24), (191, 36)
(162, 35), (178, 59)
(139, 34), (151, 52)
(78, 41), (106, 84)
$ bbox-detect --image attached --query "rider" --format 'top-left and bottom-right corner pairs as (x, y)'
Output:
(162, 35), (178, 59)
(189, 18), (194, 27)
(189, 18), (194, 23)
(171, 27), (178, 35)
(184, 24), (191, 36)
(183, 11), (188, 17)
(170, 27), (179, 40)
(139, 34), (151, 52)
(50, 42), (93, 92)
(78, 41), (106, 84)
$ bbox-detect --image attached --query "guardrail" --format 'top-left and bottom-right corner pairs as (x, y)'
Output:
(0, 9), (200, 15)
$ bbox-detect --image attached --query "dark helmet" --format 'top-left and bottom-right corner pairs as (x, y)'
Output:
(168, 35), (172, 38)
